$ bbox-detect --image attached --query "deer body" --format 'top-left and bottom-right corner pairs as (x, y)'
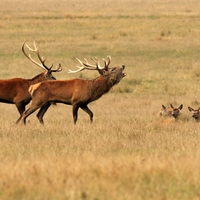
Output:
(21, 56), (126, 124)
(0, 72), (51, 103)
(30, 76), (118, 105)
(0, 42), (61, 123)
(0, 76), (50, 124)
(0, 78), (29, 104)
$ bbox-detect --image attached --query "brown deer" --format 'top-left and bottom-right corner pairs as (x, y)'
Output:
(20, 56), (126, 125)
(0, 41), (62, 124)
(188, 106), (200, 122)
(159, 104), (183, 122)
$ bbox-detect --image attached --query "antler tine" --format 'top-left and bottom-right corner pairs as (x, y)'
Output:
(76, 58), (92, 70)
(84, 58), (89, 63)
(68, 59), (84, 73)
(25, 40), (38, 52)
(22, 41), (39, 66)
(69, 57), (100, 74)
(32, 41), (48, 69)
(91, 57), (106, 70)
(81, 58), (97, 69)
(68, 56), (112, 74)
(49, 63), (54, 70)
(102, 55), (111, 70)
(76, 58), (87, 66)
(50, 63), (62, 72)
(33, 41), (37, 51)
(102, 58), (107, 69)
(22, 41), (49, 71)
(25, 41), (47, 63)
(22, 41), (32, 58)
(91, 57), (98, 65)
(34, 41), (47, 63)
(106, 55), (111, 66)
(68, 67), (84, 74)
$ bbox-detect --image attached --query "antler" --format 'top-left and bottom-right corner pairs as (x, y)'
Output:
(22, 41), (62, 72)
(69, 56), (111, 74)
(102, 56), (111, 70)
(50, 63), (62, 72)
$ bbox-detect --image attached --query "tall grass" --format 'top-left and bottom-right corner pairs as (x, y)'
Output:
(1, 0), (200, 199)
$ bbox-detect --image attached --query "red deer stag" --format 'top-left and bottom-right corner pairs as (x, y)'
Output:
(20, 56), (126, 125)
(0, 41), (62, 124)
(188, 106), (200, 122)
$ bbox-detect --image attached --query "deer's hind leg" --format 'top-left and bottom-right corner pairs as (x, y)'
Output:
(21, 105), (42, 125)
(36, 102), (51, 124)
(15, 102), (26, 124)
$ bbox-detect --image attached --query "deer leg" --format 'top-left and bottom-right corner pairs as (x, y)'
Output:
(36, 102), (51, 124)
(72, 104), (79, 124)
(15, 103), (26, 124)
(80, 105), (93, 123)
(21, 106), (41, 125)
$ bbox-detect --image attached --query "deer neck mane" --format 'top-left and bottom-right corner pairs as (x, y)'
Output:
(29, 72), (46, 85)
(88, 75), (114, 101)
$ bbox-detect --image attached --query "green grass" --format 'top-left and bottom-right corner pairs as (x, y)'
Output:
(1, 0), (200, 199)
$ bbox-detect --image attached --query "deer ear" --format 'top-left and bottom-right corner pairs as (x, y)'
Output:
(98, 69), (105, 75)
(179, 104), (183, 110)
(162, 105), (166, 110)
(100, 69), (110, 76)
(188, 106), (193, 112)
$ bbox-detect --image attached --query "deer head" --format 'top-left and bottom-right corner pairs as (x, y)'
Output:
(69, 56), (126, 86)
(160, 104), (183, 119)
(188, 106), (200, 122)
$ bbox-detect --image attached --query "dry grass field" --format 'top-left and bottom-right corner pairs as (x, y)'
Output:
(1, 0), (200, 199)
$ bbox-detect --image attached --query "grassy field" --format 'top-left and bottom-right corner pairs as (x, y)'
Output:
(1, 0), (200, 199)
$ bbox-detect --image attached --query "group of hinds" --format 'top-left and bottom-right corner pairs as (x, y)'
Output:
(159, 104), (200, 122)
(0, 42), (126, 125)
